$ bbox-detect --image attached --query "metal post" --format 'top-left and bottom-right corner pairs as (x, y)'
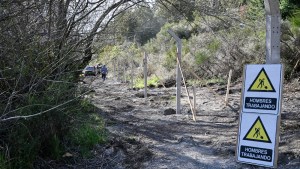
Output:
(264, 0), (281, 64)
(168, 29), (182, 114)
(144, 52), (148, 98)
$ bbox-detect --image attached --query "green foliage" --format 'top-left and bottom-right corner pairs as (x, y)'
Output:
(49, 134), (62, 160)
(0, 153), (9, 169)
(69, 123), (107, 157)
(163, 46), (177, 71)
(205, 78), (226, 85)
(81, 98), (96, 113)
(280, 0), (300, 19)
(134, 76), (160, 89)
(207, 39), (221, 53)
(9, 125), (39, 169)
(195, 51), (209, 65)
(187, 79), (204, 86)
(182, 40), (190, 55)
(155, 0), (196, 22)
(108, 6), (162, 45)
(289, 10), (300, 28)
(245, 0), (264, 20)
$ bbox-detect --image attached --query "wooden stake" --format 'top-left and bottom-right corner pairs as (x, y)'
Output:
(177, 57), (196, 122)
(123, 66), (126, 83)
(131, 60), (134, 90)
(225, 69), (233, 106)
(193, 85), (196, 112)
(144, 52), (148, 98)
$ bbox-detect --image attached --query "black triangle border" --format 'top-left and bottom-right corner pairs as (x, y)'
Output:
(243, 116), (272, 143)
(247, 68), (276, 92)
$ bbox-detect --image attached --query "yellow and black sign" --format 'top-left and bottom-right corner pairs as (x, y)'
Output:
(243, 116), (271, 143)
(247, 68), (275, 92)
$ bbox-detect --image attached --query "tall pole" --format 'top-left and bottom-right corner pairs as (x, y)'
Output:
(225, 69), (232, 106)
(113, 59), (116, 81)
(168, 29), (182, 114)
(123, 66), (126, 83)
(264, 0), (281, 64)
(117, 60), (120, 81)
(131, 59), (134, 90)
(265, 1), (281, 167)
(144, 51), (148, 98)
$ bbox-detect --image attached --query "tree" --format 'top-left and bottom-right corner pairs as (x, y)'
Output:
(0, 0), (150, 167)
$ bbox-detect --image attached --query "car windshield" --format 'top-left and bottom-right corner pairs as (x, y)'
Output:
(85, 66), (94, 71)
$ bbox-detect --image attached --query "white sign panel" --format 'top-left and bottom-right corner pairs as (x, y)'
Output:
(242, 64), (283, 115)
(237, 113), (279, 167)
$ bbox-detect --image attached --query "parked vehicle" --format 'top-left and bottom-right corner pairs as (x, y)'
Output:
(83, 66), (96, 76)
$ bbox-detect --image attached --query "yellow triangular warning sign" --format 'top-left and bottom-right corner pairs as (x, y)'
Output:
(243, 116), (271, 143)
(247, 68), (275, 92)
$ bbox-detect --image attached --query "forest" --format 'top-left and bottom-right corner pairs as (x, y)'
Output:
(0, 0), (299, 168)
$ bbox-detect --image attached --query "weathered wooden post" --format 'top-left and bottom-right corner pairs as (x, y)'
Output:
(143, 51), (148, 98)
(193, 85), (196, 112)
(168, 29), (182, 114)
(264, 0), (281, 64)
(117, 60), (120, 81)
(225, 69), (233, 106)
(113, 58), (116, 81)
(131, 59), (134, 90)
(123, 66), (126, 83)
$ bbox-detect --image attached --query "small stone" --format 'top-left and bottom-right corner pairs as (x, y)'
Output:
(163, 108), (176, 115)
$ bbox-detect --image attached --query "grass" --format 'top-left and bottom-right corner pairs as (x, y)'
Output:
(69, 102), (108, 157)
(205, 78), (225, 85)
(134, 75), (160, 89)
(187, 78), (225, 86)
(0, 153), (9, 169)
(70, 123), (107, 157)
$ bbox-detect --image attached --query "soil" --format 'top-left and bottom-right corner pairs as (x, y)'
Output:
(60, 77), (300, 169)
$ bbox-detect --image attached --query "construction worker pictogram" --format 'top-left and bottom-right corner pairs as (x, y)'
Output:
(248, 68), (275, 92)
(243, 116), (271, 143)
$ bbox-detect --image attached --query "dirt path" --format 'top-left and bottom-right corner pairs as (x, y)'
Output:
(87, 77), (300, 169)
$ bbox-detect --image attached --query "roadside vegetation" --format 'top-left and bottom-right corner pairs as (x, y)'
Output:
(0, 0), (299, 168)
(95, 0), (300, 86)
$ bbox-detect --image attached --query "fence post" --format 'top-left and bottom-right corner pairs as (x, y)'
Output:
(144, 52), (148, 98)
(117, 60), (120, 81)
(193, 85), (196, 112)
(264, 0), (281, 64)
(168, 29), (182, 114)
(225, 69), (233, 106)
(131, 60), (134, 90)
(113, 59), (116, 81)
(123, 66), (126, 83)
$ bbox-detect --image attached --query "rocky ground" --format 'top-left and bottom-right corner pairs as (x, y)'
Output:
(59, 76), (300, 169)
